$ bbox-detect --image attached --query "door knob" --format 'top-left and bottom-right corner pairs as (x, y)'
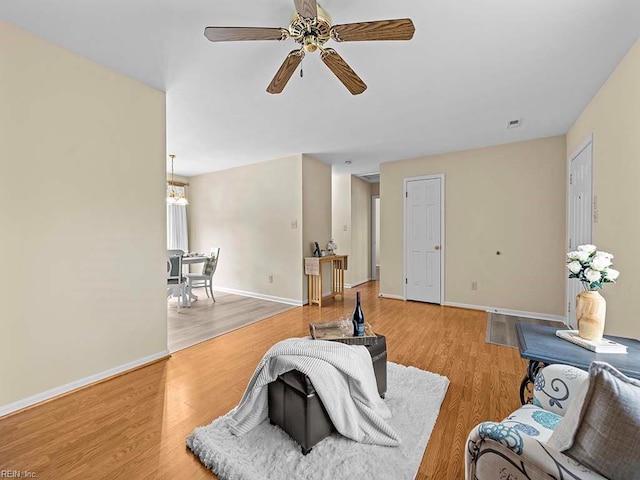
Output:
(434, 245), (440, 250)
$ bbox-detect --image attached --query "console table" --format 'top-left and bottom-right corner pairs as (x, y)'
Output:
(305, 255), (347, 307)
(516, 322), (640, 404)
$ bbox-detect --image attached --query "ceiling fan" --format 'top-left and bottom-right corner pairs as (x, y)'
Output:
(204, 0), (415, 95)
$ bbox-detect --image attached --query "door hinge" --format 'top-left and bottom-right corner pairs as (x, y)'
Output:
(569, 173), (573, 185)
(568, 238), (572, 250)
(568, 302), (571, 313)
(405, 278), (408, 284)
(405, 191), (408, 198)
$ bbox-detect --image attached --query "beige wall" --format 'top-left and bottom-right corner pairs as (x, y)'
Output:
(188, 155), (304, 303)
(332, 173), (352, 282)
(0, 22), (167, 408)
(567, 39), (640, 339)
(380, 136), (567, 316)
(302, 155), (332, 257)
(302, 155), (332, 300)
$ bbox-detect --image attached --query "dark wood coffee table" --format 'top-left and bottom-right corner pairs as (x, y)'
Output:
(516, 322), (640, 404)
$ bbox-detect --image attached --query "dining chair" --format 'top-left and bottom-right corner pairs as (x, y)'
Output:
(185, 247), (220, 302)
(167, 254), (189, 311)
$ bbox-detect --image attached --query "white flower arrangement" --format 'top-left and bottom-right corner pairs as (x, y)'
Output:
(567, 244), (620, 291)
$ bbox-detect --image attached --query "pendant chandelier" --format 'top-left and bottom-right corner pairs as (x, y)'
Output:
(166, 154), (189, 206)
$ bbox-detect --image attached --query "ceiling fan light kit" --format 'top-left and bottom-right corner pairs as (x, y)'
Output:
(204, 0), (415, 95)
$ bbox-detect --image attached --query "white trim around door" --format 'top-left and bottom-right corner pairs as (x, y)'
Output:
(566, 135), (593, 327)
(371, 195), (380, 281)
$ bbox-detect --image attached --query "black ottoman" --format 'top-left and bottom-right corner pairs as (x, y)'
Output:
(267, 336), (387, 454)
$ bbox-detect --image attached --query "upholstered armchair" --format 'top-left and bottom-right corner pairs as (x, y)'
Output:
(466, 362), (640, 480)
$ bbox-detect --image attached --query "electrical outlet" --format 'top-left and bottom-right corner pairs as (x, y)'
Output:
(471, 281), (477, 290)
(269, 275), (274, 284)
(343, 224), (348, 231)
(291, 220), (297, 229)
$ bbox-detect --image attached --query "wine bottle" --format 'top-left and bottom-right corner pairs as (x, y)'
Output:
(352, 291), (365, 337)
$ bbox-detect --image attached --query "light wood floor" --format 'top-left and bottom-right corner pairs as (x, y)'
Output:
(0, 281), (526, 479)
(168, 291), (295, 352)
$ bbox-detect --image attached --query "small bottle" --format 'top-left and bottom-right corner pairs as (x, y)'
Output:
(352, 291), (365, 337)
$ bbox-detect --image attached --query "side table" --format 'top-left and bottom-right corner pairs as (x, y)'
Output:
(515, 322), (640, 404)
(304, 255), (348, 307)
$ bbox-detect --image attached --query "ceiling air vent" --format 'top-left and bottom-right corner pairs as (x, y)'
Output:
(507, 118), (523, 129)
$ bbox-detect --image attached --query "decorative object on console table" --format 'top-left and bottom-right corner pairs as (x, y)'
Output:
(575, 290), (606, 341)
(566, 244), (620, 341)
(555, 329), (628, 354)
(309, 320), (378, 345)
(327, 239), (337, 255)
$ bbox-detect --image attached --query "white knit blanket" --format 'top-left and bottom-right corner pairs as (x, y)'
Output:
(229, 338), (400, 446)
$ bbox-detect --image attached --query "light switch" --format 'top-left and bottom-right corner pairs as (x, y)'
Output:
(291, 220), (297, 229)
(343, 224), (348, 231)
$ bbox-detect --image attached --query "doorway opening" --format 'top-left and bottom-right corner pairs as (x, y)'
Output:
(371, 195), (380, 281)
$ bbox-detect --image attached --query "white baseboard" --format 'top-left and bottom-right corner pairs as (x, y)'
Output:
(345, 278), (371, 289)
(302, 290), (332, 305)
(444, 301), (566, 323)
(215, 286), (302, 306)
(0, 350), (170, 418)
(378, 292), (405, 301)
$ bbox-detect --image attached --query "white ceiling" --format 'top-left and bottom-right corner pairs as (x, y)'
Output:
(2, 1), (639, 177)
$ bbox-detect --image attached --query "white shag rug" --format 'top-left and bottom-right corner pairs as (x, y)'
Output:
(187, 362), (450, 480)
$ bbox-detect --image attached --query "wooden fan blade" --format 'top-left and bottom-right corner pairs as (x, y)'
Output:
(331, 19), (415, 42)
(204, 27), (287, 42)
(320, 48), (367, 95)
(267, 49), (304, 94)
(294, 0), (318, 20)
